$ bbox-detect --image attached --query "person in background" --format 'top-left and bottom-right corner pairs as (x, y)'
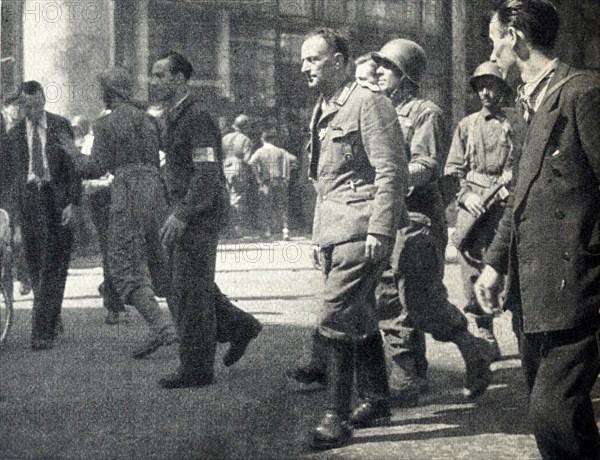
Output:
(1, 94), (30, 297)
(72, 114), (127, 325)
(3, 81), (81, 351)
(445, 61), (526, 359)
(354, 54), (380, 90)
(64, 68), (178, 358)
(248, 127), (298, 240)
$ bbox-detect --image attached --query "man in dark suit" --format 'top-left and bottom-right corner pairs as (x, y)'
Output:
(151, 52), (262, 389)
(476, 1), (600, 458)
(4, 81), (81, 350)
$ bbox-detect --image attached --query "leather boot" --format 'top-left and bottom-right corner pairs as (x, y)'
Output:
(351, 334), (391, 428)
(286, 329), (327, 385)
(453, 328), (493, 399)
(311, 338), (354, 449)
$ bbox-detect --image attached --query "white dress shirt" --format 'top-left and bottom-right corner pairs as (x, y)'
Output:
(25, 112), (50, 183)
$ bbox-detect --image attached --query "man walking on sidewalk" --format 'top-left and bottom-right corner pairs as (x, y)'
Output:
(476, 1), (600, 458)
(151, 52), (262, 389)
(300, 28), (408, 448)
(64, 68), (178, 359)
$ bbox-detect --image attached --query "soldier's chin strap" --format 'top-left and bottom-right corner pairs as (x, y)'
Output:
(389, 76), (417, 107)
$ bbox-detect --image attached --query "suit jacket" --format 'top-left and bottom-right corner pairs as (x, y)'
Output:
(4, 111), (81, 225)
(485, 62), (600, 333)
(161, 93), (228, 240)
(308, 81), (409, 247)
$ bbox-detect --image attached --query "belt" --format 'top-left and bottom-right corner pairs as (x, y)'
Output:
(466, 170), (501, 188)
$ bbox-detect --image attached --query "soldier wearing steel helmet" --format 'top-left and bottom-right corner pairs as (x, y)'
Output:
(62, 66), (178, 359)
(445, 61), (527, 358)
(369, 39), (494, 408)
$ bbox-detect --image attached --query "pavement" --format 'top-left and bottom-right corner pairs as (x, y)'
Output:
(0, 236), (598, 459)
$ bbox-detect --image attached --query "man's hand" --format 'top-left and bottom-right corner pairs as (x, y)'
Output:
(463, 193), (486, 218)
(474, 264), (503, 315)
(365, 234), (392, 264)
(160, 214), (186, 250)
(61, 204), (79, 228)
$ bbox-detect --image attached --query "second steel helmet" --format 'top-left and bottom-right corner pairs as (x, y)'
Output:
(469, 61), (510, 94)
(372, 39), (427, 86)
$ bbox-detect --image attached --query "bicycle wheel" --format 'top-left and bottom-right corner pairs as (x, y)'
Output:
(0, 285), (13, 347)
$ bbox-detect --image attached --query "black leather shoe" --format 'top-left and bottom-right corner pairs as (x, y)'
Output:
(132, 330), (178, 360)
(311, 411), (353, 450)
(349, 400), (391, 428)
(223, 320), (263, 367)
(158, 373), (213, 389)
(286, 365), (327, 386)
(463, 364), (492, 400)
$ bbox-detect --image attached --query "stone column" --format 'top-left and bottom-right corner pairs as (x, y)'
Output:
(451, 0), (468, 129)
(216, 8), (231, 99)
(22, 0), (115, 121)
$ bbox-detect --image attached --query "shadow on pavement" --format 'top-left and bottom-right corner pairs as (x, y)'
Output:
(0, 307), (557, 460)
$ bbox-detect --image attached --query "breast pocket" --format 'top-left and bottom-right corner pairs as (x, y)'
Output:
(329, 121), (360, 167)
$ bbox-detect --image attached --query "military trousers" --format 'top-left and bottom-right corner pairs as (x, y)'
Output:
(378, 219), (467, 392)
(318, 240), (384, 342)
(88, 187), (124, 313)
(108, 165), (173, 336)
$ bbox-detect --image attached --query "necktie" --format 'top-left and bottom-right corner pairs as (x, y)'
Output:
(31, 122), (45, 179)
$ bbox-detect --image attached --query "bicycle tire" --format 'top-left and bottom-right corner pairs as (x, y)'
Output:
(0, 285), (13, 347)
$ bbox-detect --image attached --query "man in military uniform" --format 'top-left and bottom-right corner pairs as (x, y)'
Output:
(372, 39), (493, 403)
(445, 61), (526, 358)
(64, 67), (177, 358)
(300, 28), (409, 449)
(151, 52), (262, 389)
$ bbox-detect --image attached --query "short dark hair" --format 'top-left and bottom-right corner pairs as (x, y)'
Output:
(159, 51), (194, 81)
(19, 80), (45, 97)
(305, 28), (350, 64)
(492, 0), (560, 51)
(261, 127), (278, 143)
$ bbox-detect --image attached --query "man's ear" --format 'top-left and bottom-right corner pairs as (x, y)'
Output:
(507, 26), (525, 49)
(333, 52), (346, 70)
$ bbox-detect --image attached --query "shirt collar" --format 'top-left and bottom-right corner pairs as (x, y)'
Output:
(26, 111), (47, 129)
(396, 95), (417, 116)
(518, 58), (559, 99)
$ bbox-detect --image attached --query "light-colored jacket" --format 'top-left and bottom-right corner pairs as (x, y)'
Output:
(308, 81), (409, 247)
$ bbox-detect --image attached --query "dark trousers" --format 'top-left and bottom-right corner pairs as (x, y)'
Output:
(172, 235), (258, 378)
(520, 327), (600, 460)
(21, 184), (73, 343)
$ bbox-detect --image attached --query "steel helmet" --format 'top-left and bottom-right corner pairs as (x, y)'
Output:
(469, 61), (510, 94)
(372, 39), (427, 86)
